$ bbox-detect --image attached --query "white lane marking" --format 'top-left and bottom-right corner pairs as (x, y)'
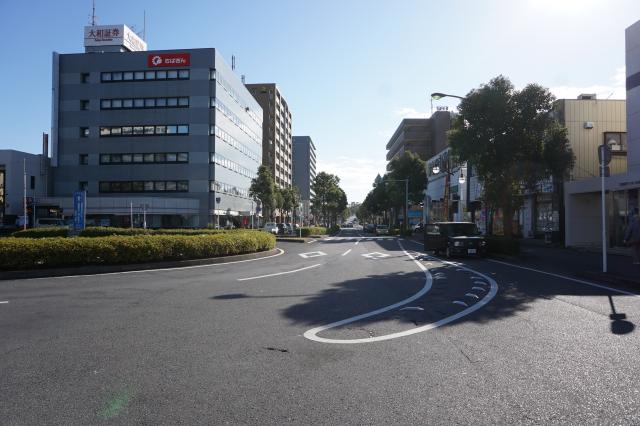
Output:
(35, 249), (286, 281)
(465, 293), (480, 299)
(237, 263), (322, 281)
(298, 251), (327, 259)
(453, 301), (469, 307)
(342, 249), (352, 256)
(485, 259), (640, 297)
(399, 306), (424, 311)
(0, 301), (8, 304)
(355, 240), (360, 245)
(471, 286), (486, 292)
(304, 241), (499, 344)
(307, 240), (316, 244)
(362, 252), (390, 259)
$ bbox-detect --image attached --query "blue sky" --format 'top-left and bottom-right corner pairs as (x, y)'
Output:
(1, 0), (638, 202)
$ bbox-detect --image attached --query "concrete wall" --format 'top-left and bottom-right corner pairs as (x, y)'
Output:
(0, 150), (49, 220)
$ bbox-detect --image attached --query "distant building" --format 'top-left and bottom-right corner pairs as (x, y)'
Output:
(245, 83), (292, 188)
(292, 136), (316, 223)
(386, 111), (453, 165)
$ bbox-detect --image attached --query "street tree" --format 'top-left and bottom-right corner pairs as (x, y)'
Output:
(249, 165), (276, 220)
(311, 172), (348, 226)
(448, 75), (574, 238)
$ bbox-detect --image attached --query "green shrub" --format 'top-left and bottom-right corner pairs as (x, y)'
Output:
(485, 236), (520, 255)
(328, 225), (340, 234)
(301, 226), (327, 237)
(12, 227), (69, 238)
(79, 227), (239, 238)
(0, 231), (275, 271)
(389, 228), (401, 236)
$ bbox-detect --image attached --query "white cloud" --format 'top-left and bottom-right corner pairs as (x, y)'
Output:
(549, 66), (626, 100)
(394, 107), (428, 119)
(316, 157), (388, 203)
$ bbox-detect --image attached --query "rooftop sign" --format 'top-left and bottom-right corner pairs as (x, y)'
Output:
(84, 25), (147, 52)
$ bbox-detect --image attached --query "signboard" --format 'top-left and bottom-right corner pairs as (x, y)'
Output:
(73, 191), (86, 231)
(147, 53), (190, 68)
(84, 25), (147, 52)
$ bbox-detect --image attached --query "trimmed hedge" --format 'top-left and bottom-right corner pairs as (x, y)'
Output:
(79, 227), (235, 238)
(0, 231), (275, 271)
(328, 225), (340, 234)
(485, 236), (520, 255)
(12, 227), (69, 238)
(300, 226), (327, 237)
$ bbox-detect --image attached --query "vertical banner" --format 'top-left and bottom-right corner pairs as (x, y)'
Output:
(73, 191), (86, 230)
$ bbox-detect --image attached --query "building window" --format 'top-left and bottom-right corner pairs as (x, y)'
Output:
(79, 154), (88, 165)
(99, 180), (189, 193)
(101, 69), (189, 82)
(81, 73), (90, 83)
(80, 100), (89, 110)
(80, 127), (89, 138)
(79, 181), (88, 191)
(99, 125), (189, 137)
(30, 176), (35, 190)
(604, 132), (627, 153)
(100, 152), (188, 164)
(99, 97), (189, 110)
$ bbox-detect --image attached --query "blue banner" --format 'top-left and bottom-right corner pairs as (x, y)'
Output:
(73, 191), (86, 230)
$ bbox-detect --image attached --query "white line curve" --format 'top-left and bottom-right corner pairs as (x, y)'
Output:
(237, 263), (322, 281)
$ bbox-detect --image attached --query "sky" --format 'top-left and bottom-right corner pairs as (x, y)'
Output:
(0, 0), (639, 203)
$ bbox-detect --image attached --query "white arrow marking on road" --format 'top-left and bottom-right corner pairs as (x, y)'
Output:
(473, 281), (487, 286)
(471, 286), (486, 292)
(464, 293), (480, 299)
(399, 306), (424, 311)
(237, 264), (322, 281)
(361, 252), (390, 259)
(342, 249), (352, 256)
(299, 251), (327, 259)
(453, 301), (469, 307)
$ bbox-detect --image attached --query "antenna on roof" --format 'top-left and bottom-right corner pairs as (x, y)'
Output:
(606, 92), (614, 99)
(90, 0), (98, 26)
(232, 55), (236, 70)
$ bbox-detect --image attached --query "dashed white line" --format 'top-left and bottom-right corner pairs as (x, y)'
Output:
(0, 301), (8, 304)
(453, 301), (469, 307)
(342, 249), (352, 256)
(464, 293), (480, 299)
(471, 286), (486, 292)
(237, 263), (322, 281)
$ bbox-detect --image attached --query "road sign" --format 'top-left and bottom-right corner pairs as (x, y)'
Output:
(598, 144), (611, 166)
(73, 191), (86, 230)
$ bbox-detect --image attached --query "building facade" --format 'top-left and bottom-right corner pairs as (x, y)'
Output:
(292, 136), (316, 223)
(48, 29), (262, 228)
(245, 83), (292, 188)
(386, 111), (453, 165)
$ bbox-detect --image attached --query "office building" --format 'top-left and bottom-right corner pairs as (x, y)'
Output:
(292, 136), (316, 223)
(386, 110), (453, 165)
(46, 24), (262, 228)
(245, 83), (292, 188)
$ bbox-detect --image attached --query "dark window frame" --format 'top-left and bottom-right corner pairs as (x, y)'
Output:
(99, 125), (189, 137)
(98, 180), (189, 193)
(101, 69), (190, 82)
(99, 152), (189, 165)
(99, 97), (189, 110)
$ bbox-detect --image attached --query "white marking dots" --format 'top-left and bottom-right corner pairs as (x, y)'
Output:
(298, 251), (327, 259)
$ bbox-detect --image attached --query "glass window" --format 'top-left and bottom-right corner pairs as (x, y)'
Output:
(79, 181), (88, 191)
(121, 154), (132, 163)
(166, 181), (177, 191)
(155, 125), (167, 135)
(112, 99), (122, 108)
(123, 71), (134, 81)
(100, 154), (110, 163)
(156, 70), (167, 79)
(154, 181), (166, 191)
(112, 72), (123, 81)
(133, 126), (144, 135)
(133, 153), (143, 163)
(144, 98), (155, 108)
(167, 70), (178, 79)
(166, 125), (177, 134)
(80, 100), (89, 110)
(100, 127), (111, 137)
(155, 153), (166, 162)
(144, 126), (155, 135)
(177, 181), (189, 191)
(177, 153), (188, 162)
(101, 72), (111, 81)
(156, 98), (167, 107)
(99, 182), (110, 192)
(121, 182), (132, 192)
(210, 98), (216, 108)
(101, 99), (111, 109)
(123, 99), (133, 108)
(134, 99), (144, 108)
(143, 153), (154, 163)
(144, 181), (154, 191)
(178, 69), (189, 79)
(79, 154), (88, 165)
(178, 125), (189, 134)
(80, 127), (89, 137)
(167, 98), (178, 107)
(166, 153), (177, 162)
(145, 71), (155, 80)
(132, 181), (144, 192)
(110, 127), (121, 136)
(111, 154), (122, 163)
(209, 69), (216, 80)
(134, 71), (145, 80)
(178, 97), (189, 107)
(121, 126), (132, 135)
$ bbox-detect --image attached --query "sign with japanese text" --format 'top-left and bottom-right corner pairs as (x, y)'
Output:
(147, 53), (191, 68)
(84, 25), (147, 52)
(73, 191), (86, 231)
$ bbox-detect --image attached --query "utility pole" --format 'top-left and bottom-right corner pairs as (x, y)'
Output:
(23, 158), (27, 230)
(130, 202), (133, 228)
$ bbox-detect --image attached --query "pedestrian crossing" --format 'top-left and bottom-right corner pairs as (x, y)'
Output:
(322, 236), (395, 241)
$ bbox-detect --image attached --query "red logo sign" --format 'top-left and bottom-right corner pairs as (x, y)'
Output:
(147, 53), (190, 68)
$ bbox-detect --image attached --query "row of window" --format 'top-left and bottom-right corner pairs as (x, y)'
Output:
(211, 125), (260, 163)
(100, 97), (189, 110)
(211, 98), (261, 145)
(101, 70), (189, 82)
(99, 180), (189, 193)
(99, 125), (189, 137)
(99, 152), (189, 164)
(211, 153), (257, 180)
(210, 180), (250, 198)
(210, 70), (262, 126)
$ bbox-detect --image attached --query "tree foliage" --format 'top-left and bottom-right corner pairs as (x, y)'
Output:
(249, 165), (276, 219)
(311, 172), (348, 226)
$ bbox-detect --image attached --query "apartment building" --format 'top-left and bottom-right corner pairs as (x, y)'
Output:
(292, 136), (316, 223)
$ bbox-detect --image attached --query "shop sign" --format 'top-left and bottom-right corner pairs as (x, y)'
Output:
(147, 53), (191, 68)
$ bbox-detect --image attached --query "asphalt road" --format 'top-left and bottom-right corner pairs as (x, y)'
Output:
(1, 229), (639, 424)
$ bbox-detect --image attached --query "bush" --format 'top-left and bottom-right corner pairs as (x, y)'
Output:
(485, 236), (520, 255)
(300, 226), (327, 237)
(328, 224), (340, 234)
(12, 227), (69, 238)
(79, 227), (236, 238)
(0, 231), (275, 271)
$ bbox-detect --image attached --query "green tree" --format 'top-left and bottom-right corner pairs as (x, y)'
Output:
(281, 187), (300, 223)
(387, 151), (426, 230)
(249, 165), (276, 220)
(448, 75), (574, 238)
(273, 187), (284, 222)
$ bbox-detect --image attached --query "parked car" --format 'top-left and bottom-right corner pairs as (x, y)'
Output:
(375, 224), (389, 236)
(365, 223), (376, 233)
(412, 222), (424, 233)
(276, 223), (287, 235)
(423, 222), (486, 258)
(35, 218), (69, 228)
(263, 222), (278, 235)
(284, 223), (294, 234)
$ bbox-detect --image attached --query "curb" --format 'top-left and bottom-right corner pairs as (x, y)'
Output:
(0, 248), (280, 281)
(276, 237), (308, 243)
(578, 271), (640, 287)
